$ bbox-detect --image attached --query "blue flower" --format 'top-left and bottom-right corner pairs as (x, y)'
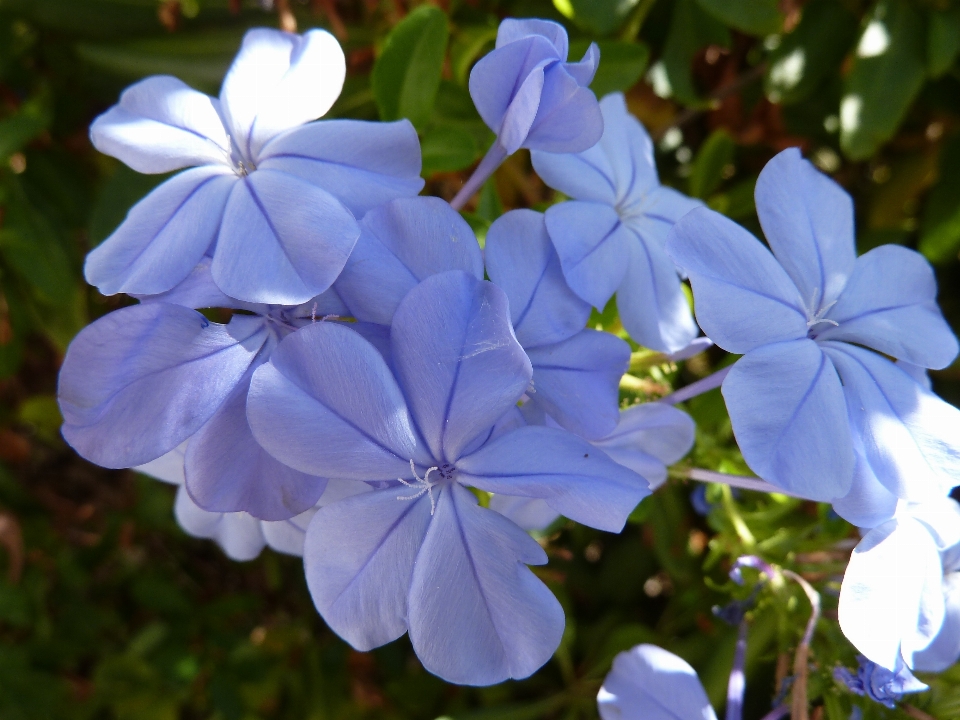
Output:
(57, 260), (358, 520)
(469, 18), (602, 156)
(86, 28), (423, 305)
(138, 447), (368, 561)
(597, 643), (718, 720)
(335, 198), (630, 441)
(839, 498), (960, 674)
(246, 271), (651, 685)
(666, 148), (960, 511)
(532, 93), (702, 353)
(833, 656), (928, 709)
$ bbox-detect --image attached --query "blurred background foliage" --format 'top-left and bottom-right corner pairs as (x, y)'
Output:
(0, 0), (959, 718)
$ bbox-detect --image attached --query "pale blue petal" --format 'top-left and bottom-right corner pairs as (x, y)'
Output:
(498, 62), (548, 154)
(592, 403), (695, 489)
(133, 257), (253, 310)
(563, 42), (599, 87)
(185, 376), (328, 521)
(488, 495), (560, 531)
(304, 486), (433, 650)
(391, 271), (532, 463)
(135, 442), (187, 485)
(598, 644), (718, 720)
(816, 245), (959, 369)
(531, 143), (618, 205)
(593, 93), (657, 203)
(469, 36), (560, 137)
(247, 322), (422, 481)
(458, 425), (650, 532)
(667, 337), (713, 362)
(912, 574), (960, 672)
(257, 119), (424, 217)
(173, 486), (266, 562)
(59, 306), (267, 468)
(831, 449), (900, 529)
(822, 342), (960, 500)
(90, 75), (230, 173)
(407, 484), (562, 686)
(84, 167), (236, 297)
(335, 197), (483, 325)
(839, 517), (943, 671)
(219, 28), (345, 162)
(212, 168), (359, 305)
(484, 209), (590, 347)
(896, 360), (933, 391)
(666, 206), (808, 353)
(495, 18), (568, 57)
(755, 147), (856, 309)
(617, 232), (697, 353)
(625, 185), (703, 246)
(261, 505), (318, 556)
(722, 338), (853, 500)
(544, 201), (632, 309)
(524, 62), (603, 153)
(525, 329), (629, 440)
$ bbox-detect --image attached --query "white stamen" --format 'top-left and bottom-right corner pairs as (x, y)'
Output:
(397, 459), (440, 514)
(311, 302), (317, 323)
(806, 289), (839, 329)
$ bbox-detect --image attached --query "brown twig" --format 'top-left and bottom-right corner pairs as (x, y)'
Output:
(782, 570), (821, 720)
(276, 0), (297, 32)
(0, 511), (24, 584)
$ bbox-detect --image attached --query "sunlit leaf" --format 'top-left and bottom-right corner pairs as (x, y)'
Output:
(696, 0), (782, 36)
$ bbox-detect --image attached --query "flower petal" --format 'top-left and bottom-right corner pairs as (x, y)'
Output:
(247, 322), (422, 481)
(469, 35), (560, 139)
(755, 147), (856, 309)
(592, 403), (695, 489)
(133, 256), (253, 310)
(90, 76), (230, 173)
(722, 338), (853, 501)
(816, 245), (959, 369)
(173, 486), (266, 562)
(831, 449), (900, 529)
(495, 18), (568, 57)
(334, 197), (483, 326)
(458, 425), (650, 532)
(484, 209), (591, 347)
(257, 119), (424, 218)
(59, 305), (267, 468)
(625, 185), (703, 247)
(304, 486), (433, 651)
(822, 342), (960, 500)
(525, 329), (629, 440)
(617, 231), (698, 353)
(84, 167), (236, 297)
(184, 376), (327, 521)
(544, 201), (633, 310)
(135, 442), (187, 485)
(524, 62), (603, 153)
(488, 495), (560, 531)
(839, 516), (943, 671)
(912, 573), (960, 672)
(219, 28), (345, 162)
(407, 484), (562, 686)
(391, 271), (532, 463)
(598, 644), (718, 720)
(667, 206), (808, 353)
(212, 168), (359, 305)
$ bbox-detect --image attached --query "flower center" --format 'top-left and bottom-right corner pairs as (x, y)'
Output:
(804, 288), (839, 338)
(396, 460), (456, 515)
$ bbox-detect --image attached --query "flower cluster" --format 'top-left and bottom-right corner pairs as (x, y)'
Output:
(58, 16), (960, 695)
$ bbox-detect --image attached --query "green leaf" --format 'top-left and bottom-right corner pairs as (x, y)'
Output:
(0, 176), (75, 306)
(927, 7), (960, 78)
(764, 0), (858, 105)
(554, 0), (641, 36)
(371, 5), (449, 131)
(570, 40), (649, 98)
(708, 175), (756, 219)
(0, 95), (51, 163)
(690, 129), (735, 199)
(920, 137), (960, 265)
(420, 125), (479, 175)
(76, 28), (245, 94)
(840, 0), (927, 161)
(655, 0), (730, 107)
(450, 24), (498, 86)
(695, 0), (783, 36)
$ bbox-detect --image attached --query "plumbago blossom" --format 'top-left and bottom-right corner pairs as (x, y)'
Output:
(86, 28), (423, 304)
(55, 13), (960, 697)
(667, 148), (960, 520)
(597, 644), (718, 720)
(246, 271), (652, 684)
(839, 498), (960, 676)
(532, 92), (702, 353)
